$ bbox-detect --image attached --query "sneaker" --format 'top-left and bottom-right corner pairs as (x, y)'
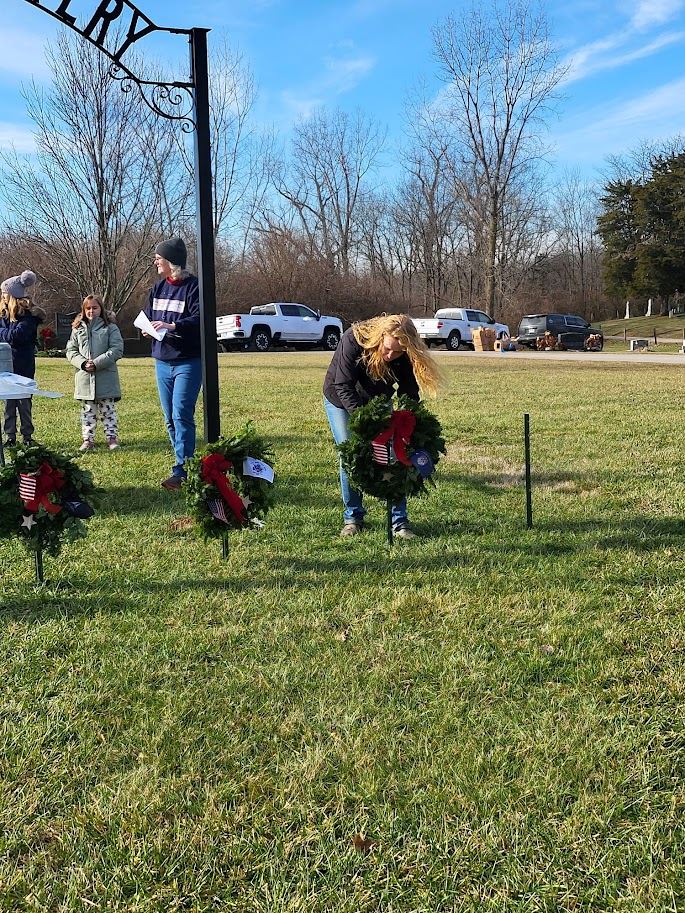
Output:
(107, 437), (119, 450)
(393, 525), (417, 540)
(161, 474), (185, 491)
(340, 522), (363, 537)
(22, 438), (33, 446)
(5, 438), (16, 447)
(79, 441), (94, 452)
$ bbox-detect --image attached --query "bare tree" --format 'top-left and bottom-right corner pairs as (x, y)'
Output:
(552, 169), (602, 314)
(272, 108), (386, 276)
(433, 0), (565, 316)
(0, 32), (188, 313)
(396, 141), (461, 314)
(174, 38), (272, 248)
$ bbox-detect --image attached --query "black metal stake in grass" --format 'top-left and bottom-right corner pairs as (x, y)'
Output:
(0, 432), (5, 468)
(386, 500), (394, 546)
(222, 532), (229, 559)
(35, 546), (44, 585)
(524, 413), (533, 529)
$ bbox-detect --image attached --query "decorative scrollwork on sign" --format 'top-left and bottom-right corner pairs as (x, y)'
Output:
(25, 2), (197, 130)
(108, 63), (195, 130)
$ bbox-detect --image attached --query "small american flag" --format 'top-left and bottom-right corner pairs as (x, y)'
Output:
(207, 497), (230, 523)
(18, 472), (38, 503)
(372, 441), (390, 465)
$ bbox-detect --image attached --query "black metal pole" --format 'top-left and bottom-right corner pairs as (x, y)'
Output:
(190, 28), (220, 443)
(35, 546), (44, 585)
(524, 413), (533, 529)
(222, 533), (229, 559)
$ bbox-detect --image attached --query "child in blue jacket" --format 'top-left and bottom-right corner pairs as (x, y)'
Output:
(0, 270), (45, 445)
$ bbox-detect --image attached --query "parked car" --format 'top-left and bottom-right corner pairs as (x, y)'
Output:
(217, 303), (343, 352)
(412, 308), (510, 350)
(517, 314), (604, 350)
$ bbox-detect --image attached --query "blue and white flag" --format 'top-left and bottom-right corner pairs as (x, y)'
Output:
(243, 456), (274, 483)
(410, 449), (435, 478)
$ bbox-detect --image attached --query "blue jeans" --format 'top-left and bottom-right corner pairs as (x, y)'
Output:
(155, 358), (202, 477)
(323, 396), (408, 528)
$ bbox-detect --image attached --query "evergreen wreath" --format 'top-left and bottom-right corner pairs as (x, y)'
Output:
(338, 395), (446, 503)
(185, 424), (275, 540)
(0, 442), (97, 557)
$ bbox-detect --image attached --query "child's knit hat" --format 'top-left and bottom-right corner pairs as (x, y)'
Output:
(1, 270), (37, 299)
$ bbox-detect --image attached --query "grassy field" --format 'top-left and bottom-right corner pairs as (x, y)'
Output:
(1, 353), (684, 912)
(599, 339), (682, 354)
(598, 314), (685, 340)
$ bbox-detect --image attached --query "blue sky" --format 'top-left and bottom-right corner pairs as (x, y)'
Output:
(1, 0), (685, 180)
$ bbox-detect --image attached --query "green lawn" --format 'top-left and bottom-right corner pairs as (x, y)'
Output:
(598, 314), (685, 340)
(601, 339), (682, 354)
(1, 354), (684, 912)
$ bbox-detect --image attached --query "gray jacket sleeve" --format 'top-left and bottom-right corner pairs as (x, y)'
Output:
(93, 324), (124, 369)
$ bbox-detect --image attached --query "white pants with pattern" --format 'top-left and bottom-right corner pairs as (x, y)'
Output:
(81, 399), (118, 443)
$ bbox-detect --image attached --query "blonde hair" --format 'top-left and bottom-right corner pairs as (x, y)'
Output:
(72, 294), (114, 328)
(1, 293), (32, 322)
(352, 313), (442, 397)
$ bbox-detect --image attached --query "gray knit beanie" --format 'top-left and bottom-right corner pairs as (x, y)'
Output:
(155, 237), (187, 269)
(1, 270), (37, 299)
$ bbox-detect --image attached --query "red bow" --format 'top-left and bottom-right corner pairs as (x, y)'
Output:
(201, 453), (247, 524)
(372, 410), (416, 466)
(24, 462), (65, 515)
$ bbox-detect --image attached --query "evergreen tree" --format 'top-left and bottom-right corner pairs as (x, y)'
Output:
(597, 146), (685, 309)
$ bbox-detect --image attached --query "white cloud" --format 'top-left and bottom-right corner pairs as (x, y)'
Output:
(322, 54), (376, 95)
(280, 91), (324, 121)
(554, 77), (685, 163)
(278, 51), (376, 123)
(631, 0), (685, 29)
(561, 0), (685, 86)
(590, 77), (685, 130)
(0, 122), (36, 154)
(562, 29), (685, 83)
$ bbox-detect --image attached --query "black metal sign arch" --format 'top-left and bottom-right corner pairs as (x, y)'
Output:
(20, 0), (220, 442)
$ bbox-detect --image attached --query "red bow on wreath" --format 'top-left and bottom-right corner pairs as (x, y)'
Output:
(201, 453), (247, 524)
(21, 462), (65, 515)
(371, 410), (416, 466)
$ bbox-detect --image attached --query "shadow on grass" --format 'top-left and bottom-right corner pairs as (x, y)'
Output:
(96, 485), (185, 516)
(536, 515), (685, 550)
(439, 467), (587, 491)
(0, 573), (263, 623)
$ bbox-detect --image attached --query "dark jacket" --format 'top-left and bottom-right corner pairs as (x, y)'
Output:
(0, 307), (45, 379)
(144, 275), (201, 361)
(323, 327), (420, 413)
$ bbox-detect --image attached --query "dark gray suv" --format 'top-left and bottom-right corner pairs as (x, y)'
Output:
(517, 314), (604, 350)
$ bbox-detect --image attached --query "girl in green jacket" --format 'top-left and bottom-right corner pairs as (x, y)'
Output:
(66, 296), (124, 451)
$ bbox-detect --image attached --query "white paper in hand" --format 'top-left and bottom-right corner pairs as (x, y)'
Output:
(134, 310), (167, 341)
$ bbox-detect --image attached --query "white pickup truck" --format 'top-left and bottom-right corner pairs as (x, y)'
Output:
(412, 308), (510, 351)
(217, 303), (343, 352)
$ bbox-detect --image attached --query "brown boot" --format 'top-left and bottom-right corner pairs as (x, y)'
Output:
(340, 522), (363, 537)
